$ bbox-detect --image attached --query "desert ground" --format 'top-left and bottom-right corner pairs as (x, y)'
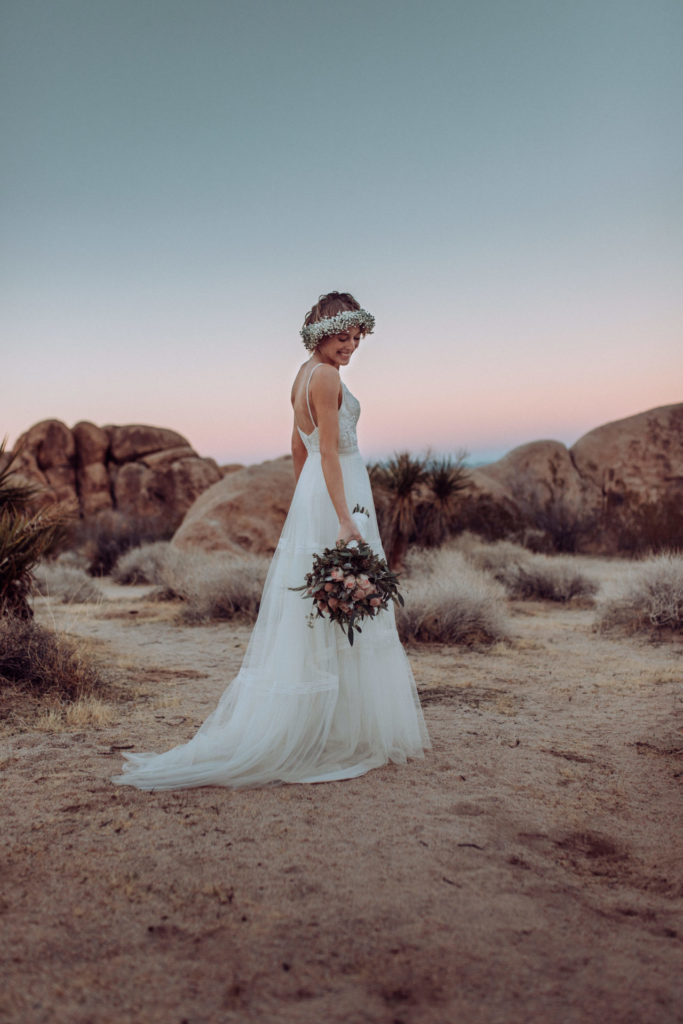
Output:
(1, 560), (681, 1024)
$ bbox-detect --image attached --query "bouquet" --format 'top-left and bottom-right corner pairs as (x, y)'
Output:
(292, 507), (404, 645)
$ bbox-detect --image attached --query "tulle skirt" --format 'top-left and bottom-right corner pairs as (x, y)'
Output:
(112, 449), (430, 790)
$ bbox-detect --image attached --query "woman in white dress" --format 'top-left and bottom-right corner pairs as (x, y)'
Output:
(113, 291), (430, 790)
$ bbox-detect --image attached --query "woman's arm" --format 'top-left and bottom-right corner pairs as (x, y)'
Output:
(291, 417), (308, 482)
(311, 366), (362, 544)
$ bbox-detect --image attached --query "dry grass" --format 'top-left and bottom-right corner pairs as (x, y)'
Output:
(70, 509), (180, 576)
(111, 541), (171, 584)
(497, 555), (599, 603)
(32, 696), (118, 732)
(153, 546), (270, 623)
(452, 532), (530, 574)
(34, 562), (102, 603)
(597, 552), (683, 635)
(453, 534), (598, 603)
(397, 548), (509, 645)
(0, 616), (106, 700)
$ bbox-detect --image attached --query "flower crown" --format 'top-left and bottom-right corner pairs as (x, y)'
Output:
(300, 308), (375, 352)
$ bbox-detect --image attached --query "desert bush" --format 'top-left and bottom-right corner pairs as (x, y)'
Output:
(397, 548), (508, 645)
(70, 509), (181, 576)
(453, 533), (530, 575)
(0, 439), (73, 617)
(597, 553), (683, 634)
(453, 535), (598, 603)
(370, 452), (430, 569)
(52, 548), (91, 572)
(0, 616), (104, 699)
(606, 494), (683, 555)
(33, 563), (102, 603)
(112, 541), (171, 584)
(152, 547), (270, 623)
(414, 454), (470, 547)
(510, 486), (599, 554)
(496, 554), (599, 603)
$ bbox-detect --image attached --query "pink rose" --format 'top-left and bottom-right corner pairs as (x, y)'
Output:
(339, 602), (351, 614)
(352, 589), (365, 601)
(370, 597), (381, 607)
(330, 568), (344, 581)
(324, 583), (334, 592)
(344, 575), (356, 589)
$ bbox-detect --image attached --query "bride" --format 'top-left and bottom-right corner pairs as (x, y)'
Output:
(113, 291), (430, 790)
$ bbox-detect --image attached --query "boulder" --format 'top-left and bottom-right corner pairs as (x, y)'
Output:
(8, 420), (222, 526)
(73, 421), (113, 516)
(11, 420), (77, 504)
(571, 404), (683, 504)
(107, 425), (190, 464)
(173, 457), (296, 555)
(113, 456), (221, 523)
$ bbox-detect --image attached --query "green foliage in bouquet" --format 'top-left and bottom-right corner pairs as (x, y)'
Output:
(292, 538), (404, 646)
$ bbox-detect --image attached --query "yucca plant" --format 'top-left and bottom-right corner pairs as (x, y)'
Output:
(417, 453), (470, 548)
(0, 439), (70, 618)
(369, 452), (429, 570)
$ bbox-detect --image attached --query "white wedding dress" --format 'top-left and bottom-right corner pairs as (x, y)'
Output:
(112, 372), (430, 790)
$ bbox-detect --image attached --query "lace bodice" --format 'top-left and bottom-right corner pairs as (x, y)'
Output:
(297, 378), (360, 455)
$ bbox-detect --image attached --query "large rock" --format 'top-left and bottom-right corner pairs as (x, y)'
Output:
(571, 404), (683, 504)
(12, 420), (77, 504)
(8, 420), (222, 525)
(107, 425), (190, 463)
(73, 421), (113, 516)
(113, 456), (222, 522)
(173, 457), (296, 555)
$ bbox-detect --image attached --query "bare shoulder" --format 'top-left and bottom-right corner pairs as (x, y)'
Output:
(310, 363), (340, 396)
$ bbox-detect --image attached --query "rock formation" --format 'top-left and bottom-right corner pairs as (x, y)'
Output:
(9, 420), (222, 525)
(172, 457), (296, 555)
(8, 402), (682, 556)
(461, 403), (683, 551)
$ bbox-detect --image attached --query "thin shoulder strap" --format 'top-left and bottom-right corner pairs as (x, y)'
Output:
(305, 363), (323, 427)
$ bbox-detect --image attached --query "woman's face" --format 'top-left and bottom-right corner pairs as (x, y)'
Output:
(315, 328), (362, 368)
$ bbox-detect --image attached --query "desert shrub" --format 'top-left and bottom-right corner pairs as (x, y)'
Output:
(607, 495), (683, 555)
(0, 617), (104, 699)
(453, 535), (598, 603)
(52, 548), (91, 572)
(414, 454), (470, 548)
(112, 541), (171, 584)
(497, 554), (599, 603)
(449, 490), (522, 543)
(33, 563), (102, 603)
(70, 509), (181, 577)
(453, 533), (530, 575)
(597, 553), (683, 634)
(153, 547), (270, 623)
(369, 452), (430, 569)
(0, 439), (73, 617)
(397, 548), (508, 645)
(510, 486), (599, 554)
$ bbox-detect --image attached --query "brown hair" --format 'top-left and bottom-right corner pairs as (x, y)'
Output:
(302, 291), (362, 331)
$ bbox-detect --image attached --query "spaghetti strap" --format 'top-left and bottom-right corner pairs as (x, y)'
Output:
(305, 363), (323, 428)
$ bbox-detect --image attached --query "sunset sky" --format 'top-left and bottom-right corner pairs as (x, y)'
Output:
(2, 0), (682, 465)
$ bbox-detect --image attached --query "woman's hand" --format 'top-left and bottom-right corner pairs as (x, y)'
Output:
(336, 516), (363, 546)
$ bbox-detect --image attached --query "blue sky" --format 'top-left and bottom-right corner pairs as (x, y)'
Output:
(2, 0), (681, 464)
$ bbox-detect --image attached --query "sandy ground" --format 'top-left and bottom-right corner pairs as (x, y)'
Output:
(1, 564), (682, 1024)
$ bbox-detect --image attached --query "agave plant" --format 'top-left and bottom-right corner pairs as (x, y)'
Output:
(0, 439), (70, 618)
